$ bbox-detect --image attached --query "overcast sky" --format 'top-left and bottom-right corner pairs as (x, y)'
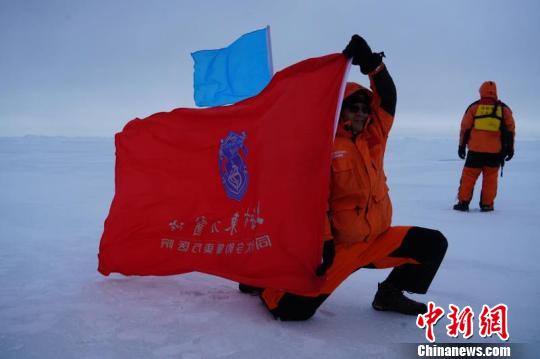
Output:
(1, 0), (539, 137)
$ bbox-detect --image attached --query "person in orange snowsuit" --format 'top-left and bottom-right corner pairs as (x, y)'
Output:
(239, 35), (448, 320)
(453, 81), (516, 212)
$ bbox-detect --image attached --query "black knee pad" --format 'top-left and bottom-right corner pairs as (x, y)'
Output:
(399, 227), (448, 263)
(431, 230), (448, 258)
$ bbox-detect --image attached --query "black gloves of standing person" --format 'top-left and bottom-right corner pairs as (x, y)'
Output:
(316, 240), (335, 276)
(505, 148), (514, 161)
(342, 34), (384, 74)
(458, 146), (466, 159)
(504, 136), (514, 161)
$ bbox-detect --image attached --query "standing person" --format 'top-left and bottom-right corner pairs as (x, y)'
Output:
(240, 35), (448, 321)
(453, 81), (516, 212)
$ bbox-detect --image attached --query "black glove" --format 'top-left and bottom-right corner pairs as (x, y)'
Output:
(505, 148), (514, 161)
(458, 146), (466, 159)
(342, 35), (384, 74)
(316, 240), (335, 276)
(504, 135), (514, 161)
(343, 34), (372, 64)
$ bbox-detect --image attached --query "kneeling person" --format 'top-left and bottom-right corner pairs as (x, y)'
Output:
(241, 35), (448, 321)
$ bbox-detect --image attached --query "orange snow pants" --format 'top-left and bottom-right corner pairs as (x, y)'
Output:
(458, 151), (501, 206)
(458, 166), (498, 206)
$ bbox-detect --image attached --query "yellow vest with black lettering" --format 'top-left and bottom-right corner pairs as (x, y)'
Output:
(473, 102), (502, 132)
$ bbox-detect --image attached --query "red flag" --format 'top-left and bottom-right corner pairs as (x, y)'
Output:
(98, 53), (349, 292)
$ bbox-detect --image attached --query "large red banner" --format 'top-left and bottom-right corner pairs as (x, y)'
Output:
(98, 53), (348, 292)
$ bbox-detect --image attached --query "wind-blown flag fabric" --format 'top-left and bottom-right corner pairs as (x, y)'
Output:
(192, 27), (273, 107)
(98, 53), (349, 293)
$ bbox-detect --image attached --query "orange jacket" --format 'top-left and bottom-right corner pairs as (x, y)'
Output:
(325, 64), (395, 248)
(459, 81), (516, 153)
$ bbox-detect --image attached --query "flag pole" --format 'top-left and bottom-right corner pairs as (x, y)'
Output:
(266, 25), (274, 75)
(333, 59), (352, 138)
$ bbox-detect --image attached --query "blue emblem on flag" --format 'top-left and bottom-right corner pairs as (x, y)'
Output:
(219, 131), (249, 201)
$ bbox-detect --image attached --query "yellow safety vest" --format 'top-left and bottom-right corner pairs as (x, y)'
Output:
(473, 103), (502, 132)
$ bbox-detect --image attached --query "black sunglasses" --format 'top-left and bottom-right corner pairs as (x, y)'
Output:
(347, 103), (370, 114)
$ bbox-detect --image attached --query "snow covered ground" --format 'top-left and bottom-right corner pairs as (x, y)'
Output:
(1, 135), (539, 358)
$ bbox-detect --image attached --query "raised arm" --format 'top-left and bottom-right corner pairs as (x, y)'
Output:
(370, 64), (396, 117)
(343, 35), (396, 136)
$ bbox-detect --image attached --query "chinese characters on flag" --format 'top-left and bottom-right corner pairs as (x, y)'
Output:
(98, 54), (349, 293)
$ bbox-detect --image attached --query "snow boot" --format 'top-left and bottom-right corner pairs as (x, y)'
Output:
(480, 203), (494, 212)
(372, 281), (428, 316)
(238, 283), (263, 296)
(453, 201), (469, 212)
